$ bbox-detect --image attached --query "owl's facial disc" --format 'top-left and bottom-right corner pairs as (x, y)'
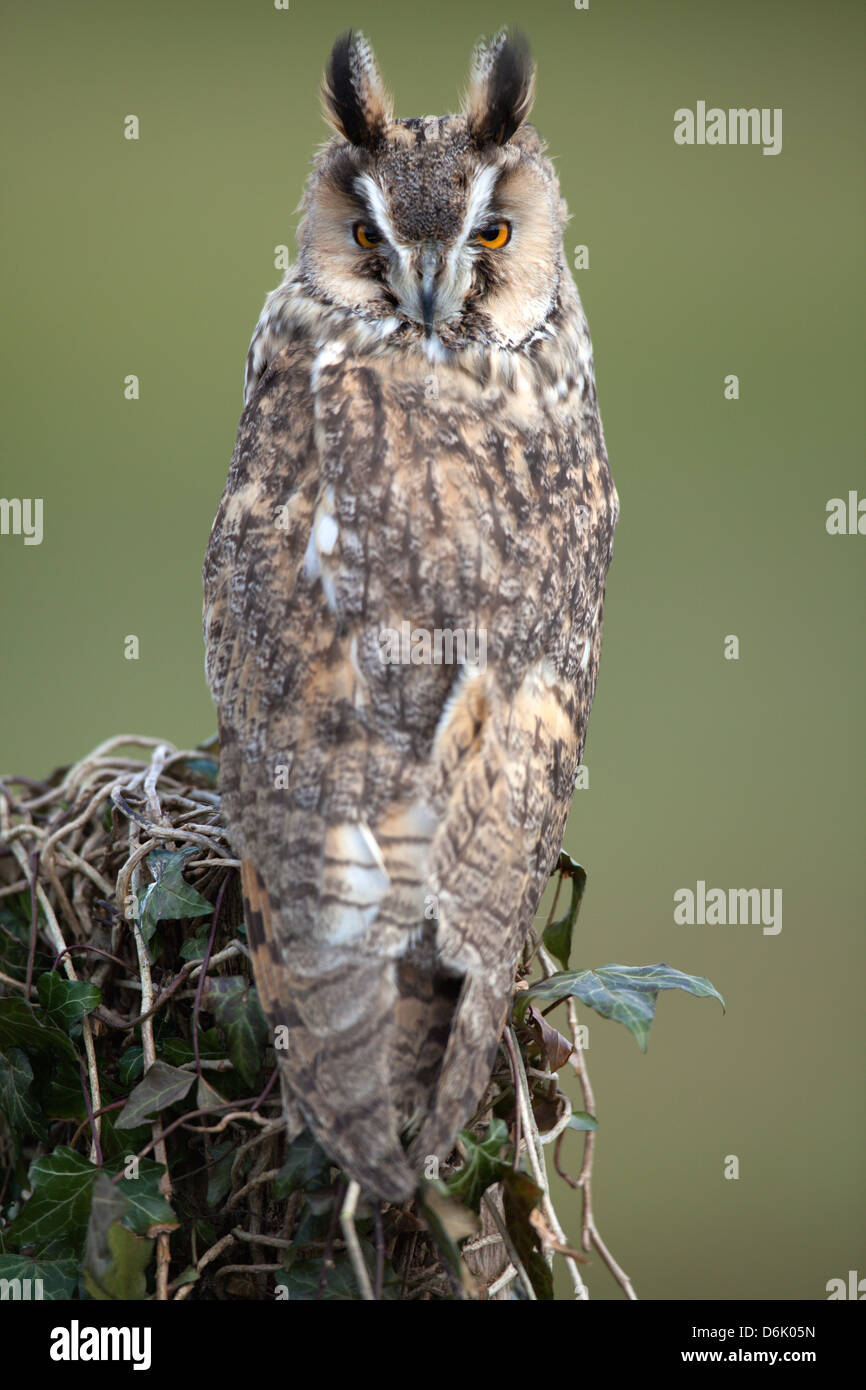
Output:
(349, 167), (509, 341)
(289, 28), (567, 353)
(382, 237), (475, 340)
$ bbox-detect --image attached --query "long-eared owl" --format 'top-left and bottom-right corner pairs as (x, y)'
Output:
(203, 29), (618, 1202)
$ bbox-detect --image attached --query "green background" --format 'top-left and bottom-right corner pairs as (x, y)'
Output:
(1, 0), (863, 1300)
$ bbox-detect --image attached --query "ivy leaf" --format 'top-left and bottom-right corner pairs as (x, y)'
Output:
(115, 1060), (195, 1129)
(203, 977), (268, 1087)
(291, 1191), (335, 1247)
(275, 1244), (399, 1300)
(273, 1129), (332, 1199)
(542, 853), (587, 970)
(194, 1219), (217, 1250)
(524, 1005), (574, 1070)
(416, 1178), (478, 1295)
(5, 1147), (96, 1252)
(107, 1158), (178, 1236)
(158, 1038), (196, 1066)
(0, 997), (79, 1063)
(82, 1171), (127, 1286)
(205, 1141), (236, 1207)
(39, 1053), (89, 1120)
(0, 901), (32, 980)
(36, 974), (101, 1034)
(138, 846), (213, 945)
(159, 1032), (225, 1067)
(446, 1119), (511, 1214)
(179, 926), (211, 961)
(567, 1111), (598, 1132)
(0, 1047), (46, 1141)
(196, 1074), (227, 1113)
(515, 963), (725, 1052)
(97, 1110), (151, 1166)
(0, 895), (33, 936)
(117, 1046), (145, 1088)
(179, 757), (219, 787)
(500, 1167), (553, 1300)
(84, 1175), (153, 1301)
(0, 1252), (78, 1301)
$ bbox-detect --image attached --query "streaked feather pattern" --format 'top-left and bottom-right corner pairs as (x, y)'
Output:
(203, 29), (617, 1202)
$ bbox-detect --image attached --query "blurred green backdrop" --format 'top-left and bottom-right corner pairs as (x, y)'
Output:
(1, 0), (863, 1300)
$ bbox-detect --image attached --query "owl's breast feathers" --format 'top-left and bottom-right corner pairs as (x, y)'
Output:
(202, 342), (617, 1200)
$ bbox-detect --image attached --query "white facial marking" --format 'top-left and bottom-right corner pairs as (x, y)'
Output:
(424, 334), (449, 364)
(445, 164), (500, 282)
(354, 174), (413, 274)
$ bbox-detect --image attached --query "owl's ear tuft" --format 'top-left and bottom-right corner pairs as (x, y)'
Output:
(464, 29), (536, 146)
(322, 31), (392, 148)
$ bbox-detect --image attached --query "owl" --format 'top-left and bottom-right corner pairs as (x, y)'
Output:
(202, 29), (618, 1206)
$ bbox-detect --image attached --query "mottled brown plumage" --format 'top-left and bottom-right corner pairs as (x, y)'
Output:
(203, 29), (618, 1202)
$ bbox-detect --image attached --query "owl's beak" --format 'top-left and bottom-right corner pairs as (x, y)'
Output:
(418, 243), (439, 338)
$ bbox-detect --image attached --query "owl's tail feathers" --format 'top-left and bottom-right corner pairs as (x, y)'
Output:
(272, 986), (420, 1206)
(407, 971), (509, 1172)
(242, 857), (418, 1205)
(390, 958), (461, 1140)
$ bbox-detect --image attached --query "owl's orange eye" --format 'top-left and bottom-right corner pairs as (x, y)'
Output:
(353, 222), (383, 248)
(475, 221), (511, 249)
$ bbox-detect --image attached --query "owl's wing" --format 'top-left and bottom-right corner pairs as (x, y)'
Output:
(203, 343), (617, 1201)
(205, 343), (435, 1199)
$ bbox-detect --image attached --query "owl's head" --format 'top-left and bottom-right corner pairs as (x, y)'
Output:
(296, 30), (570, 357)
